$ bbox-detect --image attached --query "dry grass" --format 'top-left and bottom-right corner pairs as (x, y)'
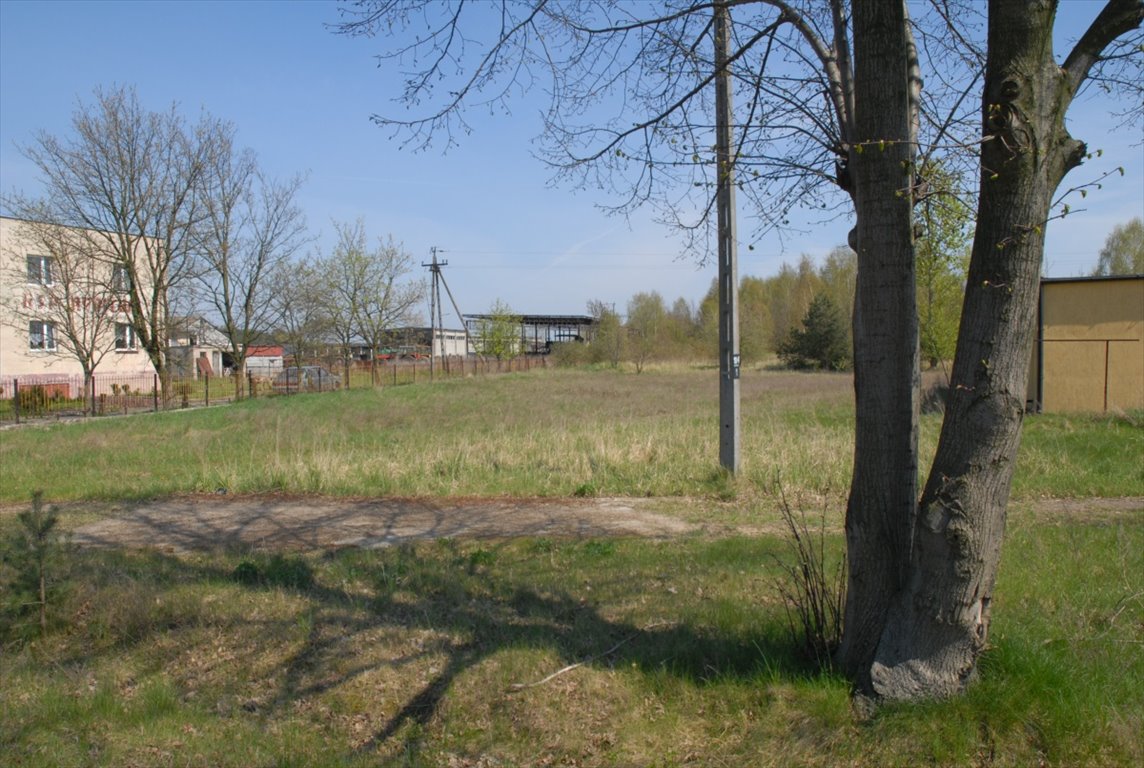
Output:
(0, 367), (858, 502)
(1, 365), (1138, 513)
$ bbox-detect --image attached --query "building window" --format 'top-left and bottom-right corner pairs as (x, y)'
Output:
(27, 255), (54, 285)
(112, 264), (133, 293)
(115, 322), (137, 351)
(29, 320), (56, 351)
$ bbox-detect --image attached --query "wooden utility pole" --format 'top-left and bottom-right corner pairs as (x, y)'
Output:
(715, 3), (741, 473)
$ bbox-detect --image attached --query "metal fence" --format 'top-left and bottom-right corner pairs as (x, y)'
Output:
(1, 354), (549, 425)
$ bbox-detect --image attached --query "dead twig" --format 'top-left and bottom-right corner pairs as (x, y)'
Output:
(508, 621), (673, 692)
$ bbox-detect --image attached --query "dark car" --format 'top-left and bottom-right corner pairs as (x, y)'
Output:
(271, 366), (341, 393)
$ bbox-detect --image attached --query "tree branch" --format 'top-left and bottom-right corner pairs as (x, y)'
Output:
(1061, 0), (1144, 98)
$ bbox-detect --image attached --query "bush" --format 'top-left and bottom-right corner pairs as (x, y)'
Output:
(15, 385), (50, 415)
(772, 491), (846, 667)
(549, 341), (591, 367)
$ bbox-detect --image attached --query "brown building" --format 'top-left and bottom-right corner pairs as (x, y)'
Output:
(1028, 275), (1144, 413)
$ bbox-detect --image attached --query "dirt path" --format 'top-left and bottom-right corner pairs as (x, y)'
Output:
(7, 494), (1138, 554)
(65, 495), (700, 553)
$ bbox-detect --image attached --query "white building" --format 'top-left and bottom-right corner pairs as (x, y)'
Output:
(246, 345), (285, 375)
(168, 315), (230, 379)
(0, 215), (156, 396)
(430, 328), (472, 358)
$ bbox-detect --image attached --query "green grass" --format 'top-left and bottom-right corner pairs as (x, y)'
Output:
(2, 367), (1141, 765)
(2, 514), (1140, 767)
(1013, 410), (1144, 497)
(3, 367), (1138, 503)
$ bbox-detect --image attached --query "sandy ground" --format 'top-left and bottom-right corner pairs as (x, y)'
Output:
(3, 494), (1137, 554)
(64, 495), (700, 553)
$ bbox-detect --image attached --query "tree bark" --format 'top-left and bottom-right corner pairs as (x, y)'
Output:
(836, 0), (920, 687)
(869, 0), (1144, 701)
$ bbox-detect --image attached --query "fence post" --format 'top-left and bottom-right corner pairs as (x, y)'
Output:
(89, 375), (96, 417)
(153, 374), (159, 412)
(205, 372), (210, 407)
(13, 379), (19, 424)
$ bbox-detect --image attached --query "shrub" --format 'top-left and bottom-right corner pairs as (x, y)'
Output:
(15, 385), (50, 415)
(772, 491), (846, 667)
(549, 341), (591, 367)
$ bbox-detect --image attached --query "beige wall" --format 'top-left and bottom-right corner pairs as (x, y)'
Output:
(432, 330), (472, 358)
(1029, 277), (1144, 412)
(0, 216), (157, 384)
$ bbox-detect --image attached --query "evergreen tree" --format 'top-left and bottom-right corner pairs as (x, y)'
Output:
(777, 293), (851, 371)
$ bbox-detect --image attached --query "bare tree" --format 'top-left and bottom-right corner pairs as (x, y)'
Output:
(348, 231), (423, 384)
(266, 256), (332, 378)
(1, 211), (131, 411)
(192, 128), (310, 393)
(13, 86), (226, 395)
(866, 0), (1144, 701)
(334, 0), (1142, 700)
(319, 219), (424, 384)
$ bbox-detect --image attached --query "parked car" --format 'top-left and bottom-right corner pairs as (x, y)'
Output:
(271, 366), (341, 393)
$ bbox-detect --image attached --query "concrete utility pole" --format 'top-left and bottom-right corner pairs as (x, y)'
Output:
(423, 247), (483, 374)
(715, 3), (741, 473)
(424, 247), (447, 379)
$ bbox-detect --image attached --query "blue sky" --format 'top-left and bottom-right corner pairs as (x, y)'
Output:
(2, 0), (1141, 320)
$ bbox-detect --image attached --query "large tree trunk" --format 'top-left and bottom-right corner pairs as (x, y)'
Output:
(836, 0), (920, 687)
(868, 0), (1142, 700)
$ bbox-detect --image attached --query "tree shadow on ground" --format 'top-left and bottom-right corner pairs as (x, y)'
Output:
(40, 536), (827, 762)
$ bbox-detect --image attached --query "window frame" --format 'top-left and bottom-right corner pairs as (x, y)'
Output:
(29, 320), (57, 351)
(26, 254), (54, 286)
(112, 264), (133, 293)
(114, 322), (138, 352)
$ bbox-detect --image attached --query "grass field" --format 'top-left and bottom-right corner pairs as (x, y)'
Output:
(1, 366), (1140, 502)
(2, 366), (1142, 767)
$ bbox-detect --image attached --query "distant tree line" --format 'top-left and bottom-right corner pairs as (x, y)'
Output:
(557, 235), (965, 375)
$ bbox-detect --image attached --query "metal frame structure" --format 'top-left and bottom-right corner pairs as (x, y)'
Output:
(463, 314), (596, 355)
